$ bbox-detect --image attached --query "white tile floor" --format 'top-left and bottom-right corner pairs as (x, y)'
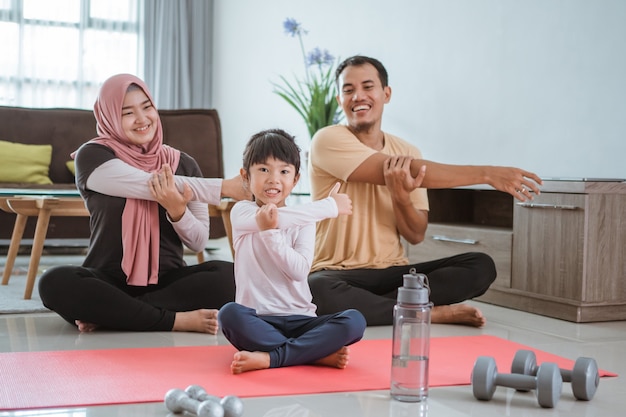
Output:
(1, 241), (625, 417)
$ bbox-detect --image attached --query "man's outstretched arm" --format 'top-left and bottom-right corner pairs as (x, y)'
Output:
(348, 152), (542, 201)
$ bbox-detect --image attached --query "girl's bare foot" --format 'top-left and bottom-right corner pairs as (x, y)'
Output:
(173, 309), (219, 334)
(432, 304), (486, 327)
(231, 351), (270, 374)
(75, 320), (98, 332)
(314, 346), (350, 369)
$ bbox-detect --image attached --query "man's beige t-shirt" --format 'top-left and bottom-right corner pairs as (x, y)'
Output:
(310, 125), (429, 272)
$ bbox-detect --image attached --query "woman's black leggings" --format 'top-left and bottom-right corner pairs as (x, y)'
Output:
(38, 261), (235, 331)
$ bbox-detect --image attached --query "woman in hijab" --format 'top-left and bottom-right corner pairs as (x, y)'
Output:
(39, 74), (245, 334)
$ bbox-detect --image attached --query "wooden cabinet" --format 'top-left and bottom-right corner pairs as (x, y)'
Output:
(405, 181), (626, 322)
(405, 188), (514, 288)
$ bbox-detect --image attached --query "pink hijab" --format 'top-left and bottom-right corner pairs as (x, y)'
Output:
(90, 74), (180, 286)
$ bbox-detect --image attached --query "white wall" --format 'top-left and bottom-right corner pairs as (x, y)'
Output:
(212, 0), (626, 180)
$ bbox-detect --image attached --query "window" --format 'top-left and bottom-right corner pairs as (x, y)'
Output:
(0, 0), (142, 109)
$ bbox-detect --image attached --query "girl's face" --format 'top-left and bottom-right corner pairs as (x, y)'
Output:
(121, 89), (159, 146)
(242, 157), (300, 208)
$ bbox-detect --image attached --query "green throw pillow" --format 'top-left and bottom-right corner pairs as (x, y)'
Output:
(0, 140), (53, 184)
(66, 160), (76, 176)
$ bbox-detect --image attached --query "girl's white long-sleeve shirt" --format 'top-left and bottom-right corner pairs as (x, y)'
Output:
(231, 198), (338, 316)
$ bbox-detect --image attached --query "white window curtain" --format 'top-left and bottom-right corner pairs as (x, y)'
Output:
(143, 0), (212, 109)
(0, 0), (142, 109)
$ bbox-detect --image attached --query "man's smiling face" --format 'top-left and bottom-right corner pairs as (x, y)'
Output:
(336, 63), (391, 132)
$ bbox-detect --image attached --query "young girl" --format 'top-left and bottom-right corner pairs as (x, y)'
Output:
(218, 129), (366, 374)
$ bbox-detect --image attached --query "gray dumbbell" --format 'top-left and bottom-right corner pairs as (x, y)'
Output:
(472, 356), (563, 408)
(511, 349), (599, 401)
(185, 384), (222, 404)
(185, 385), (244, 417)
(164, 388), (225, 417)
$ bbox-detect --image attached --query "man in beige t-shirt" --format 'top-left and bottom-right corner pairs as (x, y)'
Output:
(308, 56), (542, 327)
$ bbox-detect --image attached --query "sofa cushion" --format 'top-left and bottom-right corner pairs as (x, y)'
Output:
(66, 160), (76, 176)
(0, 140), (53, 184)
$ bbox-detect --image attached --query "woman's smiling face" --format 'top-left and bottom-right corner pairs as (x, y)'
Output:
(120, 88), (159, 146)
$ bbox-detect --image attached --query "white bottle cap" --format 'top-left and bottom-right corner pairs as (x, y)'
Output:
(397, 270), (430, 305)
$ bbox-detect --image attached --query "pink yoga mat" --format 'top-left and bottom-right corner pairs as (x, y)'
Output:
(0, 335), (616, 410)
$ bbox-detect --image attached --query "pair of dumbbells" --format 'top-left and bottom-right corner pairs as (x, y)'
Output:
(164, 385), (244, 417)
(511, 349), (599, 401)
(471, 351), (600, 408)
(186, 385), (244, 417)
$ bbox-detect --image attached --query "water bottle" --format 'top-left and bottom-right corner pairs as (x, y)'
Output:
(390, 268), (433, 402)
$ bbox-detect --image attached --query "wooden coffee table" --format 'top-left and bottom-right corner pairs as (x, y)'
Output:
(0, 191), (88, 299)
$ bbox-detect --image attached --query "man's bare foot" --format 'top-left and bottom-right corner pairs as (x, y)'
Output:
(75, 320), (98, 332)
(173, 309), (219, 334)
(231, 351), (270, 374)
(432, 304), (486, 327)
(314, 346), (350, 369)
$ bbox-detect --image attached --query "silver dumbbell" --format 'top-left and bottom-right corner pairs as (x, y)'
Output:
(164, 388), (225, 417)
(185, 384), (222, 403)
(472, 356), (563, 408)
(511, 349), (599, 400)
(185, 385), (244, 417)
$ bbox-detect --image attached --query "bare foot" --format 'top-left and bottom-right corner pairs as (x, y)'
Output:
(231, 351), (270, 374)
(75, 320), (99, 332)
(173, 309), (219, 334)
(431, 304), (486, 327)
(314, 346), (350, 369)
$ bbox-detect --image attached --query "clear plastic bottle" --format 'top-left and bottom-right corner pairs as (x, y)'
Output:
(390, 268), (433, 402)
